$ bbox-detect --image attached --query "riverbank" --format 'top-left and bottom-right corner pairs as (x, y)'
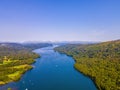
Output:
(0, 42), (52, 86)
(54, 51), (100, 90)
(74, 62), (99, 90)
(54, 40), (120, 90)
(54, 51), (98, 90)
(0, 46), (97, 90)
(0, 59), (36, 85)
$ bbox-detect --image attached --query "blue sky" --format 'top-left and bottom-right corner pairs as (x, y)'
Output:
(0, 0), (120, 42)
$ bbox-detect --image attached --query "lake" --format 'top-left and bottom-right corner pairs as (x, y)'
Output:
(0, 46), (97, 90)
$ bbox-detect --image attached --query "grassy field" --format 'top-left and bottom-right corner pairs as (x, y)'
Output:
(0, 60), (34, 85)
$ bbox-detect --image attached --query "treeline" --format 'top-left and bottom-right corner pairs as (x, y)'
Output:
(0, 43), (38, 61)
(55, 40), (120, 90)
(0, 42), (52, 85)
(0, 42), (52, 60)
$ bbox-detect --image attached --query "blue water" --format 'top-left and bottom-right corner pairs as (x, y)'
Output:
(0, 46), (97, 90)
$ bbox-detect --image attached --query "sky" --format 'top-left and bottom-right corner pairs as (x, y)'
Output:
(0, 0), (120, 42)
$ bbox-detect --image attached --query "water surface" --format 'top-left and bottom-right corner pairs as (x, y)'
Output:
(0, 46), (97, 90)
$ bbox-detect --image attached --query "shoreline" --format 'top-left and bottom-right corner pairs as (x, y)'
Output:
(54, 50), (99, 90)
(0, 59), (36, 86)
(0, 65), (33, 86)
(74, 64), (100, 90)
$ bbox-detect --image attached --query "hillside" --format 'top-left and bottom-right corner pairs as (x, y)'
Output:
(23, 43), (52, 50)
(55, 40), (120, 90)
(0, 43), (38, 61)
(0, 42), (52, 85)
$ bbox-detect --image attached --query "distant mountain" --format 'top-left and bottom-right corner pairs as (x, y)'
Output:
(51, 41), (99, 46)
(0, 42), (53, 60)
(0, 42), (25, 50)
(22, 43), (53, 50)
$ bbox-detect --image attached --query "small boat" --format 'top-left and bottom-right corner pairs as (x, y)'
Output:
(25, 88), (28, 90)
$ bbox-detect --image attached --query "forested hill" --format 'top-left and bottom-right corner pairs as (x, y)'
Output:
(0, 43), (52, 60)
(22, 43), (52, 50)
(0, 42), (52, 85)
(55, 40), (120, 90)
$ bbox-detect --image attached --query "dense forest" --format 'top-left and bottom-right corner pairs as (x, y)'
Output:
(55, 40), (120, 90)
(0, 42), (52, 85)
